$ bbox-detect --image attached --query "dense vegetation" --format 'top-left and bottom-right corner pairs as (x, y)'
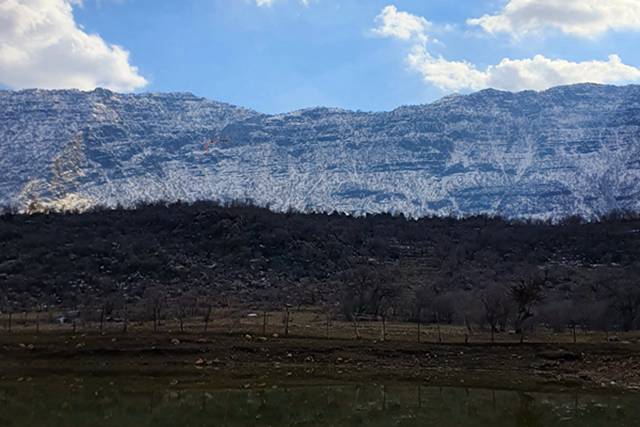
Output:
(1, 201), (639, 334)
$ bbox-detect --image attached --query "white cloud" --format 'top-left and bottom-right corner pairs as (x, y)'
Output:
(0, 0), (147, 92)
(372, 5), (430, 42)
(406, 46), (486, 92)
(373, 5), (640, 93)
(409, 50), (640, 92)
(467, 0), (640, 38)
(255, 0), (313, 7)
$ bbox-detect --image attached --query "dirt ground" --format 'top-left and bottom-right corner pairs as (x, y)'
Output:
(1, 325), (639, 394)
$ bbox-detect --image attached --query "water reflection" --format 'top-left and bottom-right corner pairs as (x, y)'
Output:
(0, 382), (638, 426)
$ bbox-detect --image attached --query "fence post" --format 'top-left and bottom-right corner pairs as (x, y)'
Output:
(99, 306), (105, 334)
(435, 311), (442, 343)
(204, 305), (212, 332)
(153, 307), (159, 333)
(122, 305), (129, 334)
(381, 314), (387, 342)
(262, 311), (268, 336)
(326, 313), (330, 339)
(283, 307), (290, 337)
(352, 314), (361, 340)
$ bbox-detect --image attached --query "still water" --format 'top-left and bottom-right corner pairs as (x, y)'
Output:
(0, 381), (638, 426)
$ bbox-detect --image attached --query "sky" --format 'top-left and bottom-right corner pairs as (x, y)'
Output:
(1, 0), (640, 113)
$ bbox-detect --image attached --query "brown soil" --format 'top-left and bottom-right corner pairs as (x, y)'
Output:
(1, 331), (639, 393)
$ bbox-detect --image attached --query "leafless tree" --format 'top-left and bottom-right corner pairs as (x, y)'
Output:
(510, 278), (545, 343)
(608, 280), (640, 332)
(340, 266), (402, 320)
(176, 293), (196, 333)
(143, 285), (166, 333)
(481, 284), (511, 343)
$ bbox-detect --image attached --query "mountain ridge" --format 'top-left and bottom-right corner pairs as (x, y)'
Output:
(5, 82), (638, 114)
(1, 83), (639, 219)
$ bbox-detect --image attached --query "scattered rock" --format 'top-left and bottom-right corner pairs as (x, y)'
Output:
(538, 349), (581, 362)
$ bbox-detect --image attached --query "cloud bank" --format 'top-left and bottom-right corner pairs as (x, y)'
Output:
(373, 5), (640, 92)
(0, 0), (147, 92)
(467, 0), (640, 38)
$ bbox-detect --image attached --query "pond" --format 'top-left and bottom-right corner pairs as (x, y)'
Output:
(0, 380), (638, 426)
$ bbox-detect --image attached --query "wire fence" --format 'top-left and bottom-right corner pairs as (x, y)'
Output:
(0, 307), (634, 345)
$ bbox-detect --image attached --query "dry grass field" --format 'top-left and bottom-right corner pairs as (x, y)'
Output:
(1, 307), (639, 394)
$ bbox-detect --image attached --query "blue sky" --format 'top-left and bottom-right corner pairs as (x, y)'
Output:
(2, 0), (640, 113)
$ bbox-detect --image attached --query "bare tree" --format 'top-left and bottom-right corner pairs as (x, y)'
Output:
(481, 284), (510, 344)
(340, 266), (402, 320)
(143, 285), (166, 333)
(510, 278), (544, 343)
(608, 280), (640, 332)
(176, 293), (196, 333)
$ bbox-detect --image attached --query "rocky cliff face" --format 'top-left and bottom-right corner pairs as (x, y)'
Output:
(1, 84), (639, 219)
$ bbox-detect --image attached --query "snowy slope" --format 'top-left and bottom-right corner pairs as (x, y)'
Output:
(1, 84), (639, 219)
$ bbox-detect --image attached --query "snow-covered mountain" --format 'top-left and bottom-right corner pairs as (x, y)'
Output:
(1, 84), (639, 219)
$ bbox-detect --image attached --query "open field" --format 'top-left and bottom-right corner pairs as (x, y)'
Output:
(1, 309), (639, 394)
(2, 308), (639, 345)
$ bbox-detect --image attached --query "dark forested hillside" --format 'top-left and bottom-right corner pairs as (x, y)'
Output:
(1, 202), (639, 331)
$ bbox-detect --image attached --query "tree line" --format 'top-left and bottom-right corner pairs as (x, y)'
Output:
(1, 200), (639, 337)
